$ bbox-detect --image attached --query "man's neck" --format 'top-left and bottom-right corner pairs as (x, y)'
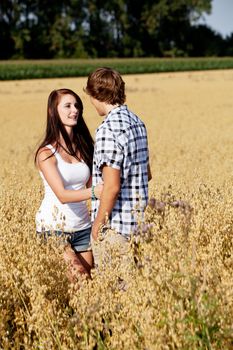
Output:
(105, 103), (121, 115)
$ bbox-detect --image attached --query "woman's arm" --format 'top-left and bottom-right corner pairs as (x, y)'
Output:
(37, 148), (102, 204)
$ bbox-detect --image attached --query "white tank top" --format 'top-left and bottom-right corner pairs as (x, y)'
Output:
(36, 144), (91, 232)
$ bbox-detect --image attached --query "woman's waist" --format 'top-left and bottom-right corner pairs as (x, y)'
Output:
(36, 203), (91, 231)
(36, 216), (91, 233)
(39, 197), (89, 213)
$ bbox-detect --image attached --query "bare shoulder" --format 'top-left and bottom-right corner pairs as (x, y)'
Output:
(36, 147), (56, 167)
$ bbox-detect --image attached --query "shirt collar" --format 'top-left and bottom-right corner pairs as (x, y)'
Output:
(96, 105), (127, 132)
(105, 104), (127, 122)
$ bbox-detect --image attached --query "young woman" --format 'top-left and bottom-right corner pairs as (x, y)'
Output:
(35, 88), (102, 278)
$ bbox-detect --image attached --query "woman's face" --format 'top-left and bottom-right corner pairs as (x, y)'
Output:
(57, 94), (79, 128)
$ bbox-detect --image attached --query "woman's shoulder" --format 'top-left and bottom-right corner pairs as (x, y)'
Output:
(37, 145), (56, 164)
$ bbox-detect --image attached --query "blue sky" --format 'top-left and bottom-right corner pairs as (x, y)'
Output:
(198, 0), (233, 37)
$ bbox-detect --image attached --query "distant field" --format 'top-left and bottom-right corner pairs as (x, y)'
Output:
(1, 57), (233, 80)
(0, 70), (232, 349)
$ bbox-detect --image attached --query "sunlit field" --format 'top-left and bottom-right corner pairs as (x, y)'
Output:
(0, 70), (233, 349)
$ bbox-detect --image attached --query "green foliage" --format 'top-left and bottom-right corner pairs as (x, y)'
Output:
(1, 57), (233, 80)
(1, 0), (232, 59)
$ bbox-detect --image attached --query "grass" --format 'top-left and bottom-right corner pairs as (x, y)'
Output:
(0, 57), (233, 80)
(0, 70), (233, 349)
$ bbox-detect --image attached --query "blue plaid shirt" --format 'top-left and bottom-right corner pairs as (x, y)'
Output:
(92, 105), (149, 237)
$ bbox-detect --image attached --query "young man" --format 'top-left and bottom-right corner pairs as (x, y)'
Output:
(85, 67), (151, 266)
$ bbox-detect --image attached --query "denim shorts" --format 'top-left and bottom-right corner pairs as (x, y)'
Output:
(37, 227), (92, 253)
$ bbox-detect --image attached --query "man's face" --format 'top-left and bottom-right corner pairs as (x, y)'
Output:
(90, 96), (106, 116)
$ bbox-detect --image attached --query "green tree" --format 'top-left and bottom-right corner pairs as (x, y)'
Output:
(187, 24), (225, 56)
(140, 0), (212, 56)
(85, 0), (212, 57)
(4, 0), (87, 58)
(2, 0), (233, 59)
(0, 0), (22, 58)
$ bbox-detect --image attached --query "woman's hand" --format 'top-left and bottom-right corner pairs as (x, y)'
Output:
(94, 183), (104, 199)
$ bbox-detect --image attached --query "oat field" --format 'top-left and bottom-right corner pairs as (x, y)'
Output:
(0, 70), (233, 349)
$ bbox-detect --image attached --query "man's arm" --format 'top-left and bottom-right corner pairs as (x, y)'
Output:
(91, 166), (121, 240)
(148, 163), (152, 181)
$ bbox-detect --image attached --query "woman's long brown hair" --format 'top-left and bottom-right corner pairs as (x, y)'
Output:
(35, 88), (94, 171)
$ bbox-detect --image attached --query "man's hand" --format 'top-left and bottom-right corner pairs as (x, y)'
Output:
(91, 166), (120, 240)
(91, 222), (99, 241)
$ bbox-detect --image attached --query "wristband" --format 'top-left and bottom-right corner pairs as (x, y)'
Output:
(91, 185), (97, 200)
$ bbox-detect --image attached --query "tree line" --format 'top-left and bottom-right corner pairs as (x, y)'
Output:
(0, 0), (232, 60)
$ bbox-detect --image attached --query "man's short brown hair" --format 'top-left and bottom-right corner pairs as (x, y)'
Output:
(85, 67), (126, 105)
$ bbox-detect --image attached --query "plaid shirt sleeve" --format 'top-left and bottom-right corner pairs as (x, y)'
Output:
(95, 127), (124, 170)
